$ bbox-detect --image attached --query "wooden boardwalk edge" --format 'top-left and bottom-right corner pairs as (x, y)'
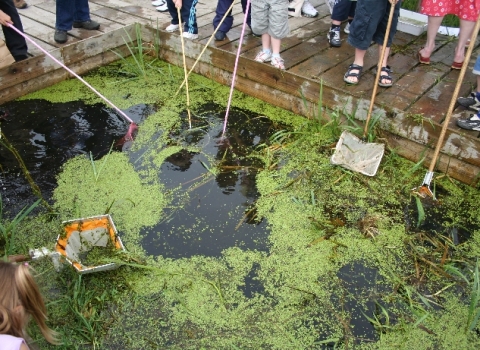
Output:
(142, 25), (480, 185)
(0, 22), (478, 185)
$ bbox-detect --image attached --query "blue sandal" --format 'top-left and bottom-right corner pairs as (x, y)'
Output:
(378, 66), (393, 88)
(344, 63), (363, 85)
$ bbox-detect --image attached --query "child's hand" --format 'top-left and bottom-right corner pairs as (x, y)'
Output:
(173, 0), (182, 8)
(0, 10), (13, 27)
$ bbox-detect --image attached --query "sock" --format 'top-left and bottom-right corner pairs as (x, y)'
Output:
(263, 48), (272, 55)
(348, 19), (353, 24)
(475, 91), (480, 101)
(331, 24), (340, 31)
(272, 53), (280, 58)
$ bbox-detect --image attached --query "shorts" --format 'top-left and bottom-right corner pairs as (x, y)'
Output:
(347, 0), (401, 50)
(473, 55), (480, 75)
(251, 0), (289, 39)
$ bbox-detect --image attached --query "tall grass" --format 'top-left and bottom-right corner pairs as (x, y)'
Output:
(0, 194), (41, 258)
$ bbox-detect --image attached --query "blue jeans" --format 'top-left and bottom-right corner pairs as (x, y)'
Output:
(213, 0), (252, 33)
(56, 0), (91, 31)
(331, 0), (356, 22)
(167, 0), (199, 34)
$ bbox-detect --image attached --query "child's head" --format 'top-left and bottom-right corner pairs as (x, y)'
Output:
(0, 261), (57, 344)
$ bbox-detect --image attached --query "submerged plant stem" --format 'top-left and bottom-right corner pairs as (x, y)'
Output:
(0, 132), (52, 212)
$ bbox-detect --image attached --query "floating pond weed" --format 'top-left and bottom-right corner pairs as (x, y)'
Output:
(5, 54), (480, 349)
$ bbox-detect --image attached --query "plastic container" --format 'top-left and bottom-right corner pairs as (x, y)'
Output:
(56, 214), (125, 274)
(397, 10), (428, 36)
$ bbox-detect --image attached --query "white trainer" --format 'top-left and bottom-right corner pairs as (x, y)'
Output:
(254, 50), (272, 63)
(301, 0), (318, 18)
(183, 32), (198, 40)
(166, 24), (179, 32)
(344, 22), (351, 34)
(156, 3), (168, 12)
(271, 56), (285, 70)
(152, 0), (165, 6)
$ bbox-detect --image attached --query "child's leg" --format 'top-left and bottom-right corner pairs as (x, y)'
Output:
(419, 16), (443, 59)
(454, 19), (475, 64)
(251, 0), (269, 37)
(181, 0), (198, 34)
(271, 37), (281, 55)
(377, 45), (392, 86)
(213, 0), (234, 33)
(262, 34), (272, 52)
(166, 0), (178, 25)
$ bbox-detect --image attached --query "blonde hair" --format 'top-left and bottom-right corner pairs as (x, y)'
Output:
(0, 261), (58, 344)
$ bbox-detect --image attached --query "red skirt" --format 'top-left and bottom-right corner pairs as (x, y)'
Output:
(420, 0), (479, 21)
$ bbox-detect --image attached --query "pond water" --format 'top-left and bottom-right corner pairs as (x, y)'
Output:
(2, 57), (480, 349)
(0, 99), (152, 215)
(0, 99), (272, 258)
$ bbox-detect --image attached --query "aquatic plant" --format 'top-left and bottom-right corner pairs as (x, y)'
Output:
(0, 194), (41, 258)
(9, 53), (480, 349)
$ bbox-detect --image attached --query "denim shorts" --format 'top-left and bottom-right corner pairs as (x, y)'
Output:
(473, 55), (480, 75)
(347, 0), (401, 50)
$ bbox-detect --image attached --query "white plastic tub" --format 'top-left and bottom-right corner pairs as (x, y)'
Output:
(397, 9), (428, 36)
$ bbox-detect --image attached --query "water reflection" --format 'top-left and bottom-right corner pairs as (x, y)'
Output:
(0, 99), (152, 215)
(140, 104), (280, 258)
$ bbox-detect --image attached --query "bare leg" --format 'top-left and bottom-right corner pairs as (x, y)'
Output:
(345, 48), (366, 84)
(271, 37), (281, 55)
(261, 33), (271, 51)
(454, 19), (475, 63)
(419, 16), (443, 58)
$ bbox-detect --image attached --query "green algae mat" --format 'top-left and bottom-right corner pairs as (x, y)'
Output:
(3, 56), (480, 349)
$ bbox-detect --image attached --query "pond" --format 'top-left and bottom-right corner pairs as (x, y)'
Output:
(1, 57), (480, 349)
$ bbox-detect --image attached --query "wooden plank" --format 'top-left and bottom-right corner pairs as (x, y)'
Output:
(157, 44), (480, 184)
(61, 24), (136, 66)
(0, 44), (130, 104)
(147, 26), (480, 180)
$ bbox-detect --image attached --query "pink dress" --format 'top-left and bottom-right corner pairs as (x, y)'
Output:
(420, 0), (479, 21)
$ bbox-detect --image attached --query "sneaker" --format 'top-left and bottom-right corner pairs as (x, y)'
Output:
(166, 24), (179, 32)
(72, 20), (100, 30)
(457, 92), (480, 112)
(156, 3), (168, 12)
(54, 30), (68, 44)
(254, 50), (272, 63)
(271, 56), (285, 70)
(301, 0), (318, 18)
(344, 22), (351, 34)
(215, 30), (226, 41)
(183, 32), (198, 40)
(456, 114), (480, 131)
(328, 27), (341, 47)
(14, 0), (27, 9)
(152, 0), (165, 5)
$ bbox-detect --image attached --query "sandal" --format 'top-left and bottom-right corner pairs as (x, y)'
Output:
(378, 66), (393, 88)
(417, 49), (430, 64)
(344, 63), (363, 85)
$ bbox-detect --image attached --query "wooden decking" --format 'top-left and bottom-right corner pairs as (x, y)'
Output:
(1, 0), (480, 184)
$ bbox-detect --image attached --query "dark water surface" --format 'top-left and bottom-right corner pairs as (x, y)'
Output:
(137, 103), (276, 258)
(0, 99), (275, 258)
(0, 99), (151, 216)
